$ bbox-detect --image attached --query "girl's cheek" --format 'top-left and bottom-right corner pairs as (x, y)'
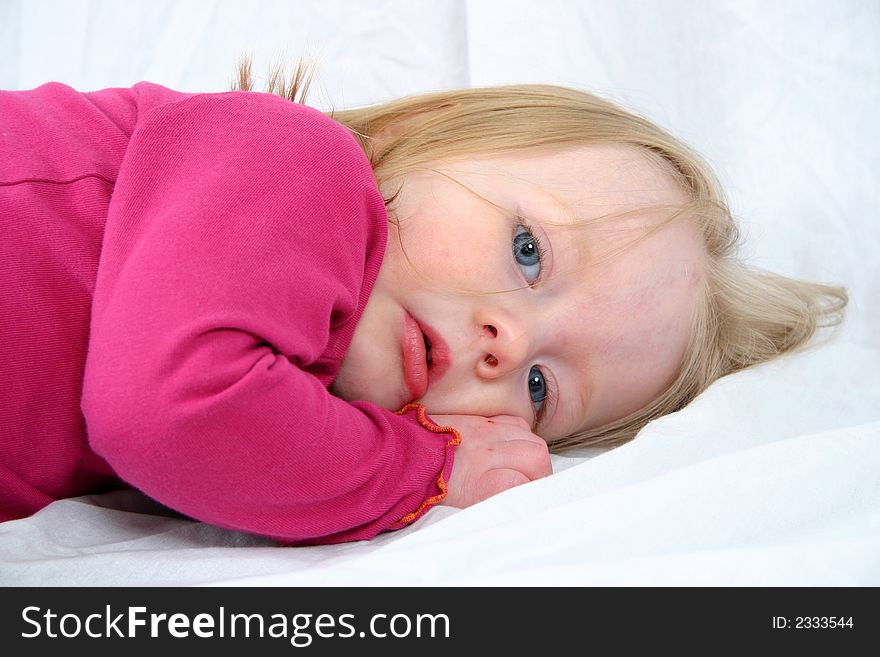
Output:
(418, 240), (466, 274)
(437, 246), (455, 261)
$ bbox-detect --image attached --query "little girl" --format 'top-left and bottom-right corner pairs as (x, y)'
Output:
(0, 61), (847, 545)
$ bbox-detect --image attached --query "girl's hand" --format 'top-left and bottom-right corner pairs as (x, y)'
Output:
(431, 414), (552, 508)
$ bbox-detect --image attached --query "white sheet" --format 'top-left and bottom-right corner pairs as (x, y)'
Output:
(1, 0), (878, 586)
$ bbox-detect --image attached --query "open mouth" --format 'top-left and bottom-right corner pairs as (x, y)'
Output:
(423, 332), (432, 366)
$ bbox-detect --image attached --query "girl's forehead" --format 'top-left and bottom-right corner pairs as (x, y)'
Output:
(515, 151), (705, 293)
(546, 209), (707, 301)
(460, 143), (674, 184)
(539, 149), (684, 211)
(488, 146), (695, 265)
(439, 143), (688, 222)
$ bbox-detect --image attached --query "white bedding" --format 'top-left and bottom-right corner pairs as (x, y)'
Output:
(1, 0), (877, 586)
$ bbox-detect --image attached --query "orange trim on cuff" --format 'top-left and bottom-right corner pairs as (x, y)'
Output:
(392, 402), (462, 527)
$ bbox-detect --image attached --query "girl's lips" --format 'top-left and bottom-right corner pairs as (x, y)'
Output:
(402, 312), (428, 400)
(401, 312), (451, 401)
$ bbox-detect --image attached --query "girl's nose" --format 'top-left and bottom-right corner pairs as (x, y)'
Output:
(474, 306), (531, 379)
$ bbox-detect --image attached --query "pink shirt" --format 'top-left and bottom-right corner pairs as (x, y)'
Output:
(0, 82), (458, 545)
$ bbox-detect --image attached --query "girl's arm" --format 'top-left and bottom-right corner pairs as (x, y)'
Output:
(81, 90), (456, 545)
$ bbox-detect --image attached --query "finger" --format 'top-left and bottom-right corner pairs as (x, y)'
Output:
(485, 416), (547, 448)
(486, 414), (532, 431)
(489, 440), (553, 481)
(478, 468), (530, 500)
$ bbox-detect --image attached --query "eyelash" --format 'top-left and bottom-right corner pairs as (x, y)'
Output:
(514, 220), (548, 287)
(513, 220), (554, 429)
(534, 368), (555, 430)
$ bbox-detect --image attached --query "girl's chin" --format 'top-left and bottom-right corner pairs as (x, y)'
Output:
(354, 387), (411, 412)
(330, 369), (412, 410)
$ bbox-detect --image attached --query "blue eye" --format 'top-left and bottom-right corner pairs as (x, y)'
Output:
(528, 366), (547, 415)
(512, 224), (543, 284)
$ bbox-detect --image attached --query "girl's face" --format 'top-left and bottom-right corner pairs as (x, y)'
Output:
(331, 144), (706, 441)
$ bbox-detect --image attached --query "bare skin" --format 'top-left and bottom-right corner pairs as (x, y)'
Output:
(331, 144), (706, 507)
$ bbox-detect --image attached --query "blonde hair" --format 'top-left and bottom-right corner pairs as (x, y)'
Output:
(234, 57), (848, 452)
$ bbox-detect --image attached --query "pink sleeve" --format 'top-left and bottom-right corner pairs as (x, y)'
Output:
(80, 91), (459, 545)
